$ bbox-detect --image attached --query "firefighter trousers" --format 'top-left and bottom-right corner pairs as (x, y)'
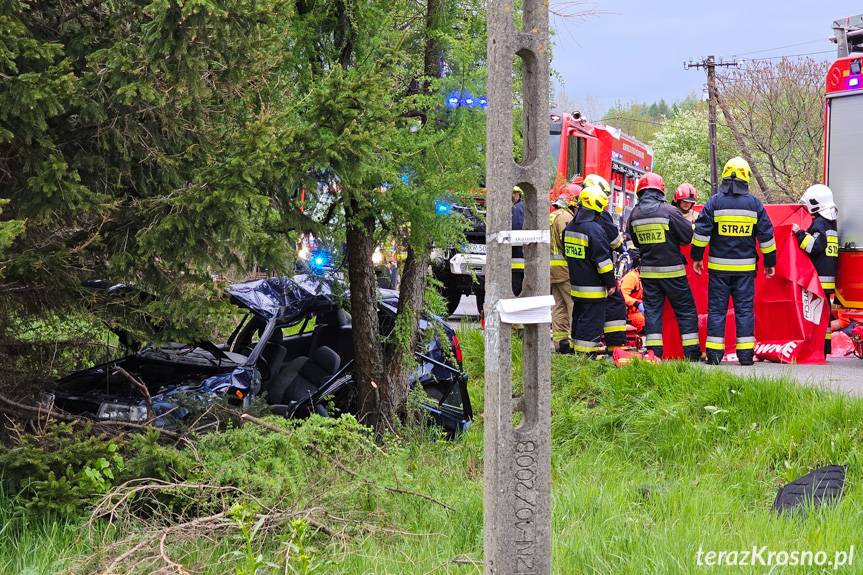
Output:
(706, 274), (755, 365)
(824, 292), (833, 357)
(551, 281), (573, 351)
(642, 276), (701, 360)
(571, 297), (606, 356)
(512, 270), (524, 297)
(603, 289), (628, 349)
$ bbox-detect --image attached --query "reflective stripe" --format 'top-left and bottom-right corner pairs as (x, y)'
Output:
(641, 264), (686, 279)
(708, 256), (757, 272)
(571, 285), (607, 299)
(604, 320), (627, 333)
(564, 231), (589, 242)
(511, 258), (524, 270)
(625, 240), (636, 250)
(692, 233), (710, 247)
(715, 209), (757, 219)
(573, 340), (601, 352)
(681, 337), (700, 347)
(706, 336), (724, 350)
(609, 233), (623, 249)
(644, 333), (663, 346)
(631, 217), (670, 227)
(819, 275), (836, 284)
(800, 234), (814, 253)
(760, 238), (776, 253)
(597, 259), (613, 274)
(681, 332), (700, 341)
(551, 254), (567, 267)
(552, 332), (570, 341)
(826, 230), (838, 237)
(737, 336), (755, 350)
(826, 332), (833, 340)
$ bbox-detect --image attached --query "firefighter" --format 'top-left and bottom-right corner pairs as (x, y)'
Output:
(564, 185), (618, 356)
(627, 172), (702, 360)
(620, 252), (645, 332)
(673, 183), (699, 225)
(550, 184), (580, 353)
(691, 157), (776, 366)
(791, 183), (838, 356)
(512, 186), (525, 296)
(582, 174), (628, 350)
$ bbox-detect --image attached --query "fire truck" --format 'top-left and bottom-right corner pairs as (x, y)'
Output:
(826, 13), (863, 310)
(549, 110), (653, 227)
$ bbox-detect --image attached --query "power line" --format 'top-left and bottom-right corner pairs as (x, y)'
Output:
(747, 49), (835, 62)
(737, 39), (827, 56)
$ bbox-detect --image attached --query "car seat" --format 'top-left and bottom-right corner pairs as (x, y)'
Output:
(268, 346), (340, 411)
(257, 328), (286, 396)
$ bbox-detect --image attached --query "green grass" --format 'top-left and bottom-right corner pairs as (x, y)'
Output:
(5, 326), (863, 574)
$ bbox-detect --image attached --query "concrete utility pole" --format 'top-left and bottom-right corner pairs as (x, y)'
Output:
(485, 0), (551, 573)
(684, 55), (741, 195)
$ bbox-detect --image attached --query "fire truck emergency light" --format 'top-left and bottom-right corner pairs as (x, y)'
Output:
(851, 78), (860, 88)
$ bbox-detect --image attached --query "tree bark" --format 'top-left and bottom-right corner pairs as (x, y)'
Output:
(383, 241), (429, 425)
(345, 198), (386, 435)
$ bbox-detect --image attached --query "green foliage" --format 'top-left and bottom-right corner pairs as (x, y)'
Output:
(0, 420), (126, 516)
(283, 519), (332, 575)
(222, 503), (276, 575)
(600, 93), (700, 144)
(650, 105), (711, 199)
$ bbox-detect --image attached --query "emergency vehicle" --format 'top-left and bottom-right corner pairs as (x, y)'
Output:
(549, 110), (653, 227)
(825, 13), (863, 309)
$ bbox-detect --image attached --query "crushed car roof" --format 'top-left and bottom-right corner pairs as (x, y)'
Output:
(226, 275), (334, 321)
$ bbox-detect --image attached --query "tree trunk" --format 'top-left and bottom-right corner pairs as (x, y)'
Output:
(383, 241), (429, 425)
(345, 199), (386, 435)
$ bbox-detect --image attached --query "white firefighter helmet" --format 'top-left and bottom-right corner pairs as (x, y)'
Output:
(800, 184), (838, 221)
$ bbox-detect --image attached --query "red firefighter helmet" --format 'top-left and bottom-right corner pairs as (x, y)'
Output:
(635, 172), (665, 196)
(674, 183), (697, 204)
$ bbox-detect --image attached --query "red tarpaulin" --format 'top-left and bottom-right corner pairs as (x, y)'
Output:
(660, 204), (828, 364)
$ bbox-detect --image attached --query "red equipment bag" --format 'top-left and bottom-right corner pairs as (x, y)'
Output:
(613, 347), (659, 367)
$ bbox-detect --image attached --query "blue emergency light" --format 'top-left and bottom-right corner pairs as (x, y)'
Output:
(436, 202), (451, 214)
(444, 92), (487, 110)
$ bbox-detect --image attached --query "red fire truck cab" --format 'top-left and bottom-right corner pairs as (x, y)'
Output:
(825, 14), (863, 308)
(549, 110), (653, 227)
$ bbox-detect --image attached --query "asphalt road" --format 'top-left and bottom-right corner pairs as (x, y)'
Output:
(447, 294), (863, 394)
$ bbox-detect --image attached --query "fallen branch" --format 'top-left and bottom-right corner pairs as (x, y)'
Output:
(241, 414), (457, 512)
(114, 367), (154, 419)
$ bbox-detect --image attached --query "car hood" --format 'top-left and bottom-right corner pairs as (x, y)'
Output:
(227, 274), (334, 322)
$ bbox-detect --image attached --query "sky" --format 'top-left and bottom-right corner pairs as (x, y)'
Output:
(550, 0), (863, 118)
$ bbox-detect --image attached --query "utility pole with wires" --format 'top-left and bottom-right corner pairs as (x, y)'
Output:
(684, 55), (742, 195)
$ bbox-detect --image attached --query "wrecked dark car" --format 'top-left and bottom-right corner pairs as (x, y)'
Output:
(50, 275), (472, 435)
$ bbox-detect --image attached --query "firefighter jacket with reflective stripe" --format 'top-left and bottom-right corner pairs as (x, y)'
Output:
(598, 209), (625, 253)
(511, 199), (524, 270)
(564, 209), (616, 299)
(690, 179), (777, 275)
(626, 189), (693, 279)
(550, 207), (574, 284)
(795, 214), (838, 292)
